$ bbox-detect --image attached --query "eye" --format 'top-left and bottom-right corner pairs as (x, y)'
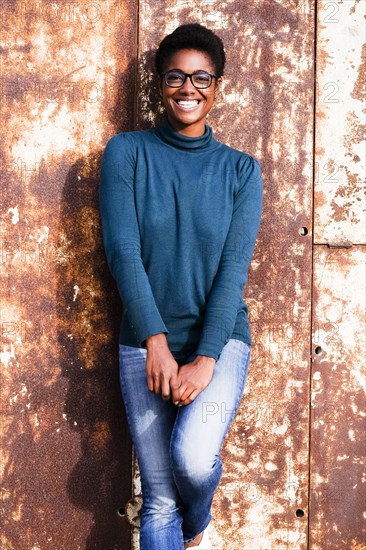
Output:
(165, 71), (184, 83)
(192, 72), (211, 85)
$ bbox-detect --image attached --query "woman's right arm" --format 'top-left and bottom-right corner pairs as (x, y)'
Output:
(99, 133), (169, 348)
(99, 134), (180, 404)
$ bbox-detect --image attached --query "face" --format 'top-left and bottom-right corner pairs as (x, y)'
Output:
(159, 49), (222, 137)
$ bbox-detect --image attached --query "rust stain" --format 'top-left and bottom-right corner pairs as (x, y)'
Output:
(310, 246), (365, 549)
(344, 110), (365, 148)
(327, 158), (336, 173)
(1, 0), (137, 548)
(351, 42), (366, 101)
(314, 0), (365, 245)
(1, 0), (364, 548)
(314, 188), (327, 204)
(349, 0), (362, 16)
(316, 46), (332, 66)
(315, 109), (326, 119)
(135, 0), (315, 548)
(88, 420), (113, 454)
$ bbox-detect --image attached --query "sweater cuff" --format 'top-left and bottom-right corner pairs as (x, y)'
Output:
(125, 304), (169, 348)
(139, 328), (169, 348)
(195, 335), (226, 362)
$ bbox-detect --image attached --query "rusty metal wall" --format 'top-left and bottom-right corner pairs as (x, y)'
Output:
(1, 1), (137, 549)
(310, 247), (365, 549)
(314, 0), (365, 246)
(1, 0), (364, 549)
(310, 1), (365, 548)
(134, 0), (315, 548)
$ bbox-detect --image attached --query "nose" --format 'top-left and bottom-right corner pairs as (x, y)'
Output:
(180, 75), (197, 93)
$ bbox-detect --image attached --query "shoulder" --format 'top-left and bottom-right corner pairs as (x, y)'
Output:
(216, 140), (262, 180)
(102, 128), (154, 161)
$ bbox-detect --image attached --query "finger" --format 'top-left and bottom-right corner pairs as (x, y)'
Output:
(146, 363), (154, 392)
(161, 375), (171, 401)
(153, 372), (161, 394)
(177, 382), (188, 402)
(170, 374), (181, 405)
(178, 389), (200, 407)
(178, 384), (196, 404)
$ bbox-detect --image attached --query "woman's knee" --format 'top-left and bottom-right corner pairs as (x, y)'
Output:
(170, 444), (222, 484)
(142, 493), (183, 517)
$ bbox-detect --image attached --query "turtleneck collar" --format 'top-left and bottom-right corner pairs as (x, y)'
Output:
(153, 114), (220, 152)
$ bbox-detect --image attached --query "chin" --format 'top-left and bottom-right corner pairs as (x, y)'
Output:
(169, 109), (205, 124)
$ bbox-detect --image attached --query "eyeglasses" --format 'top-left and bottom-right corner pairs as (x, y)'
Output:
(161, 69), (218, 89)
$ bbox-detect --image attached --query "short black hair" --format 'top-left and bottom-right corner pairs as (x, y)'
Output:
(155, 23), (226, 78)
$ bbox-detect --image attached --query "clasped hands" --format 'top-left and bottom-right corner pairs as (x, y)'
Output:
(145, 333), (216, 407)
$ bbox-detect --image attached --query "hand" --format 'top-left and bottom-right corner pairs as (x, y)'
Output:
(145, 333), (181, 405)
(177, 355), (216, 407)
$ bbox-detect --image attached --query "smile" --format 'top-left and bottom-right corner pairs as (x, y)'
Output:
(174, 99), (201, 111)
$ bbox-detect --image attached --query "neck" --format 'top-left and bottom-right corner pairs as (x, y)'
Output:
(166, 114), (206, 137)
(153, 113), (220, 152)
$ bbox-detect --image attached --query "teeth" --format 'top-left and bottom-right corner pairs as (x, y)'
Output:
(177, 99), (199, 109)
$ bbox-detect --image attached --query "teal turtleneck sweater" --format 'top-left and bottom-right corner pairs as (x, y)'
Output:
(99, 115), (263, 361)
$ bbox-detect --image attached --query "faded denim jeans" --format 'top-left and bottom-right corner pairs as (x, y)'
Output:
(119, 338), (251, 550)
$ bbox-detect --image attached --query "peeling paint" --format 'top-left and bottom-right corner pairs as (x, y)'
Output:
(310, 246), (365, 548)
(7, 207), (19, 225)
(133, 1), (315, 548)
(1, 0), (136, 548)
(1, 0), (364, 548)
(314, 0), (365, 244)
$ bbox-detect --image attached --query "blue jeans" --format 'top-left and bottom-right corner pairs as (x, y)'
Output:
(119, 338), (251, 550)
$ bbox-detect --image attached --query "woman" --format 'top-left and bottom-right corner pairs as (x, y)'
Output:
(99, 23), (262, 550)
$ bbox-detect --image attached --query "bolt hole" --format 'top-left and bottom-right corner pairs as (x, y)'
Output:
(299, 227), (308, 236)
(117, 507), (125, 517)
(296, 508), (305, 517)
(314, 346), (322, 355)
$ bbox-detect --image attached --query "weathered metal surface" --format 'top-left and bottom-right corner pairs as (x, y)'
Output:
(135, 1), (315, 548)
(2, 0), (363, 548)
(310, 1), (366, 548)
(314, 0), (365, 244)
(1, 1), (137, 548)
(131, 449), (143, 549)
(310, 245), (366, 549)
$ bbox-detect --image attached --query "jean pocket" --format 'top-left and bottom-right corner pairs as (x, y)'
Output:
(231, 338), (251, 350)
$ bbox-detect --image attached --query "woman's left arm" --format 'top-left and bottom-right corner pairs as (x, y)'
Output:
(195, 155), (263, 362)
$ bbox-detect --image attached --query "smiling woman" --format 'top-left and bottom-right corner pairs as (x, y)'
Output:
(99, 22), (263, 550)
(158, 49), (221, 136)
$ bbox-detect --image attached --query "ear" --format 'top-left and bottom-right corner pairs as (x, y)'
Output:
(214, 77), (223, 99)
(215, 76), (223, 92)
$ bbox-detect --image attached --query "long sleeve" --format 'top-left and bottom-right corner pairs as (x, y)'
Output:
(98, 133), (169, 347)
(195, 155), (263, 361)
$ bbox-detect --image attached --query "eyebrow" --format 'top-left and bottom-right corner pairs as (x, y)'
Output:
(165, 68), (212, 73)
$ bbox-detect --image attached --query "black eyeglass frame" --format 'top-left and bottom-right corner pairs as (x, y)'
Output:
(160, 69), (218, 89)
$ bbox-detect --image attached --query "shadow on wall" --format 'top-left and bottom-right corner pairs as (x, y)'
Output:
(55, 55), (146, 550)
